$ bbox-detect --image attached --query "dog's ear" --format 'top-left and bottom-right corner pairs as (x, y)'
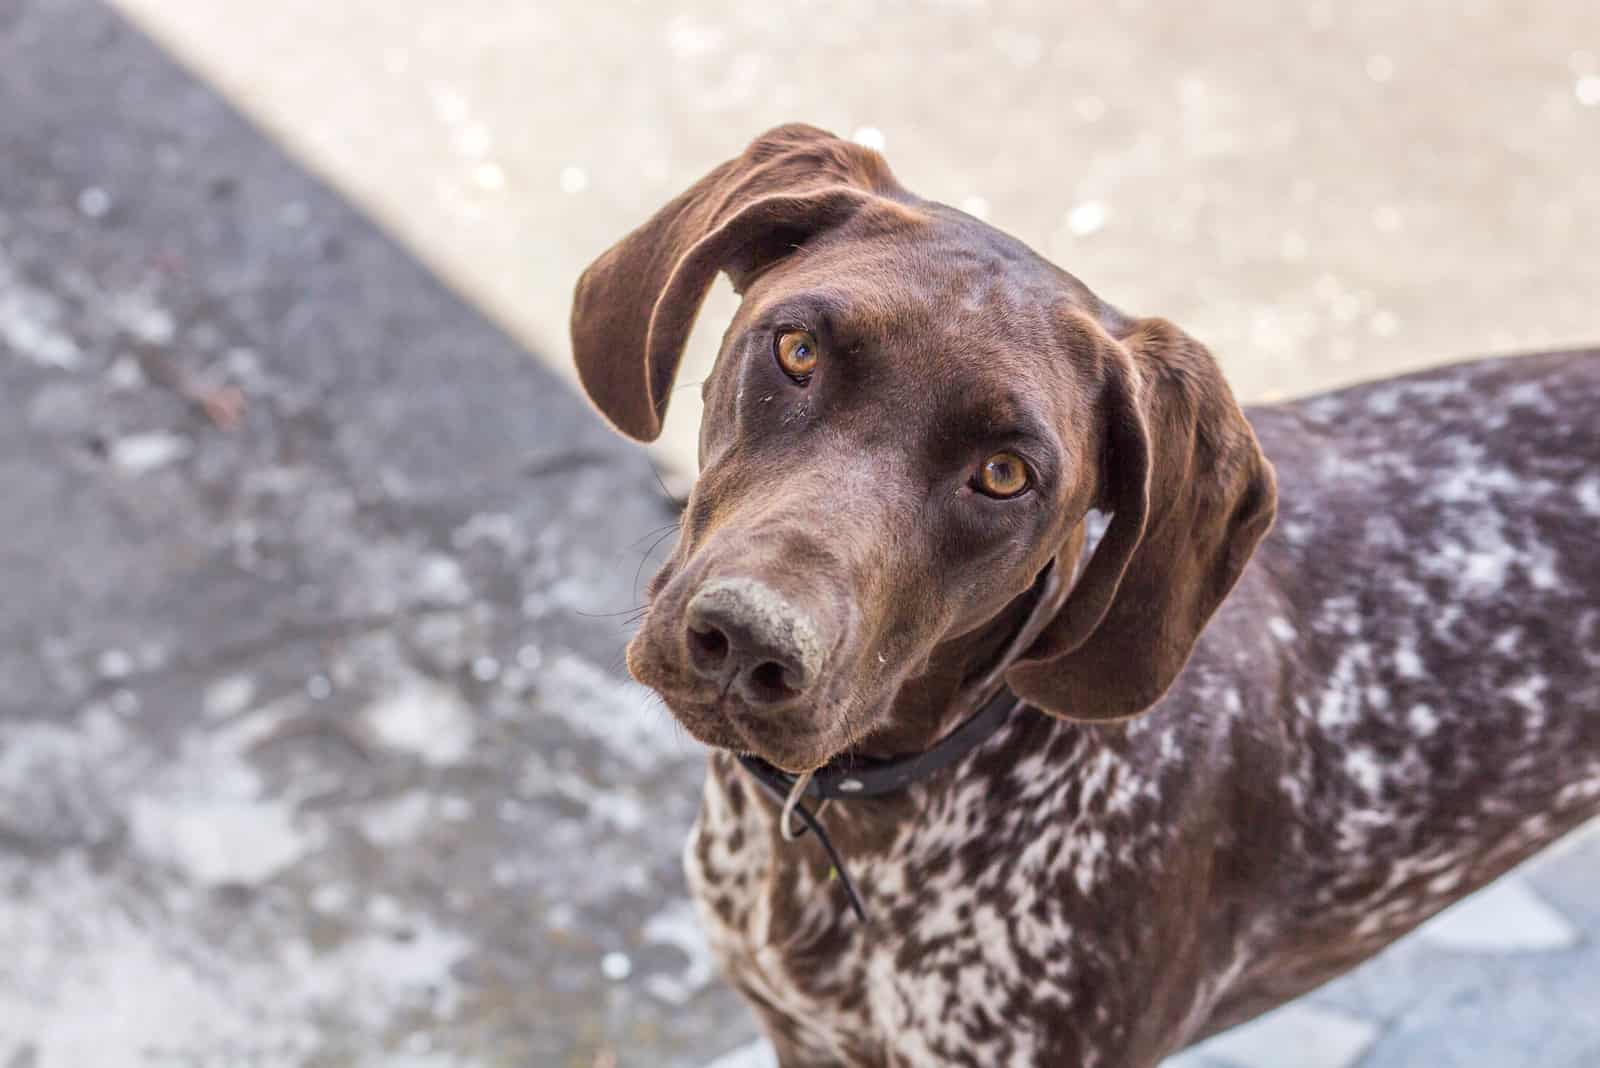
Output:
(571, 124), (914, 441)
(1007, 315), (1277, 721)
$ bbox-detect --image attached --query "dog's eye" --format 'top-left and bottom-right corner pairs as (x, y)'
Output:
(774, 330), (818, 381)
(974, 452), (1030, 498)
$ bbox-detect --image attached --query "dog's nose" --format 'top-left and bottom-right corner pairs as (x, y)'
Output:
(684, 577), (823, 706)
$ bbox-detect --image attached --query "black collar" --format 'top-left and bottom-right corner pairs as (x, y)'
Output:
(735, 685), (1021, 803)
(731, 559), (1069, 925)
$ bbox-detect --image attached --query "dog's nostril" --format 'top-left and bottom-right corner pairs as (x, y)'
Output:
(745, 661), (797, 705)
(684, 577), (823, 697)
(687, 624), (731, 673)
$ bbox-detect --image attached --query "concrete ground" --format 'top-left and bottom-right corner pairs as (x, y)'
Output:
(1, 0), (1597, 1066)
(107, 0), (1600, 480)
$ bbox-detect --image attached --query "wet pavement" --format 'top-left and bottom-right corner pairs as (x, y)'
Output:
(1, 2), (1597, 1066)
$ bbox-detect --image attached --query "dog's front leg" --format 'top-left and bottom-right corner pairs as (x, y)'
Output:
(747, 1005), (848, 1068)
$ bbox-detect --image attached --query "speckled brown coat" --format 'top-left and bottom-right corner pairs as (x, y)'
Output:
(570, 125), (1600, 1067)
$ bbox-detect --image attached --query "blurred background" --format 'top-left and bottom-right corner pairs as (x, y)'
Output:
(1, 0), (1597, 1065)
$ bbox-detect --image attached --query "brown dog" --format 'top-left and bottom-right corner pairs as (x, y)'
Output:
(571, 125), (1600, 1066)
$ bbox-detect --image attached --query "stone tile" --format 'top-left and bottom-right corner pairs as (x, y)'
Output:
(1183, 1003), (1380, 1068)
(702, 1039), (778, 1068)
(1161, 1048), (1230, 1068)
(1418, 877), (1582, 952)
(1359, 962), (1600, 1068)
(1525, 816), (1600, 935)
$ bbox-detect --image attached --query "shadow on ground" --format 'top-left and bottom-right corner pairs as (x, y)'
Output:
(0, 2), (745, 1064)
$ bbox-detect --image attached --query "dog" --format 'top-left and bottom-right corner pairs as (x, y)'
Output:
(569, 124), (1600, 1067)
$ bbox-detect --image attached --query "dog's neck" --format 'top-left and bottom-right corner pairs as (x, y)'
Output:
(854, 589), (1041, 760)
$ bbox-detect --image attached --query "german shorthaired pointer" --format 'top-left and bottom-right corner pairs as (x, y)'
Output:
(569, 124), (1600, 1066)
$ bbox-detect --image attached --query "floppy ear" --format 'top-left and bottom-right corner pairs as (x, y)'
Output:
(570, 124), (914, 441)
(1006, 316), (1278, 721)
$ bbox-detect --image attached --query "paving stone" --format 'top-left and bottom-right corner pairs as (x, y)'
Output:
(1418, 877), (1581, 952)
(702, 1040), (780, 1068)
(1186, 1003), (1380, 1068)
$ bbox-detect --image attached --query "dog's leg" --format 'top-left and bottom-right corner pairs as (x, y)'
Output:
(747, 1001), (848, 1068)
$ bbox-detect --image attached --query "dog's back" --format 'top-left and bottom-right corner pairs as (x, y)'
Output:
(1188, 348), (1600, 1032)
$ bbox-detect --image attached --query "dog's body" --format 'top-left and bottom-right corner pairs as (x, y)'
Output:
(569, 125), (1600, 1066)
(686, 351), (1600, 1067)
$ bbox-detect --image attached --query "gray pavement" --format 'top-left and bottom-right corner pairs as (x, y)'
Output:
(1, 2), (736, 1064)
(1, 1), (1597, 1066)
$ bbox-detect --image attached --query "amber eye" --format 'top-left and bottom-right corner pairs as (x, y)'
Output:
(975, 451), (1030, 498)
(774, 330), (818, 380)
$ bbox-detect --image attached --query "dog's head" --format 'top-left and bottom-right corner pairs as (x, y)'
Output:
(572, 125), (1276, 772)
